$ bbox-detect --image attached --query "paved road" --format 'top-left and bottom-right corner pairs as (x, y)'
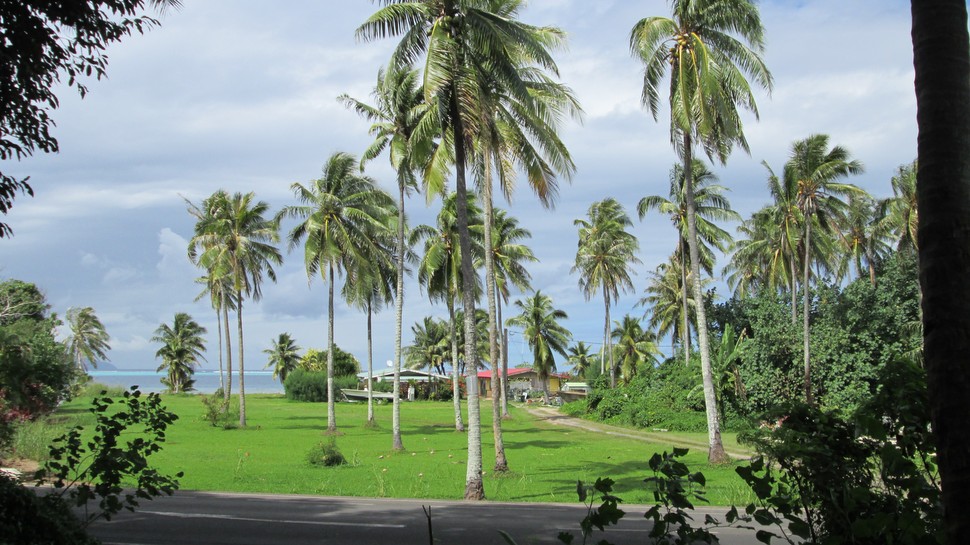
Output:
(88, 491), (763, 545)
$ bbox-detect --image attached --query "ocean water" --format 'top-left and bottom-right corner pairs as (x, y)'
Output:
(87, 370), (283, 394)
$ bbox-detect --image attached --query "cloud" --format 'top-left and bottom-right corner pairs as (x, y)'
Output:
(2, 1), (920, 369)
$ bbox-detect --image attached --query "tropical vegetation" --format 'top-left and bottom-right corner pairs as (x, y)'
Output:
(152, 313), (207, 394)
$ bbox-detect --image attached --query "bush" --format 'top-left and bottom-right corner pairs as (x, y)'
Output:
(736, 359), (941, 545)
(200, 390), (238, 429)
(560, 400), (586, 417)
(284, 370), (358, 402)
(306, 440), (346, 467)
(284, 369), (327, 402)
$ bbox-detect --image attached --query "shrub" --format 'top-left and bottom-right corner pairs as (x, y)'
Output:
(560, 400), (586, 417)
(40, 387), (182, 527)
(200, 390), (238, 429)
(284, 370), (359, 402)
(306, 440), (346, 467)
(736, 358), (941, 545)
(284, 369), (327, 402)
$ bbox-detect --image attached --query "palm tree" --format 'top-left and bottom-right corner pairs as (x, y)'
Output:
(189, 191), (281, 427)
(187, 192), (238, 401)
(573, 198), (641, 388)
(263, 333), (300, 384)
(630, 0), (772, 463)
(65, 306), (110, 371)
(507, 290), (572, 403)
(343, 227), (397, 426)
(490, 209), (537, 417)
(639, 257), (706, 362)
(471, 53), (580, 468)
(611, 315), (660, 383)
(879, 160), (919, 253)
(724, 173), (802, 319)
(405, 317), (449, 378)
(638, 160), (738, 363)
(193, 272), (235, 394)
(786, 134), (864, 404)
(358, 0), (569, 501)
(566, 341), (595, 380)
(837, 193), (889, 286)
(340, 64), (426, 450)
(152, 312), (206, 394)
(412, 192), (484, 433)
(278, 151), (395, 434)
(911, 2), (970, 536)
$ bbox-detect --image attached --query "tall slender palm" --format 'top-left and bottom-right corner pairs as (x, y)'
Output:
(343, 228), (397, 425)
(263, 333), (301, 384)
(490, 209), (537, 417)
(340, 64), (426, 450)
(573, 198), (641, 388)
(879, 160), (919, 253)
(786, 134), (864, 404)
(566, 341), (595, 380)
(911, 2), (970, 536)
(507, 290), (571, 403)
(279, 152), (394, 434)
(631, 0), (772, 463)
(152, 312), (207, 395)
(412, 192), (484, 432)
(638, 160), (738, 363)
(187, 192), (237, 401)
(65, 306), (110, 371)
(189, 191), (281, 428)
(473, 72), (578, 474)
(611, 315), (660, 383)
(193, 272), (235, 394)
(359, 0), (569, 500)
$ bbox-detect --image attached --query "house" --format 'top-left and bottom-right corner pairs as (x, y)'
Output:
(475, 367), (569, 399)
(356, 368), (449, 386)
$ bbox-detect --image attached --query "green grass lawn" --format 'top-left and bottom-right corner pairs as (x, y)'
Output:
(44, 391), (756, 506)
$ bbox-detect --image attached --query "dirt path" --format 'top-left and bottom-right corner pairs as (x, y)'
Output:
(521, 405), (752, 460)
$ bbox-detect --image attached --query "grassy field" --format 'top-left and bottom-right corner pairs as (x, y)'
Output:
(29, 390), (756, 506)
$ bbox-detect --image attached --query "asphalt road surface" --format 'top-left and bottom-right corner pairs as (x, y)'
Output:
(88, 491), (765, 545)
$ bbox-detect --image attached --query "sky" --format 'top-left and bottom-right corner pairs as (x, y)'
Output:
(2, 1), (918, 372)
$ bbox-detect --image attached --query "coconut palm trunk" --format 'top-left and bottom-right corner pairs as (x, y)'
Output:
(450, 96), (484, 501)
(911, 1), (970, 538)
(223, 304), (233, 402)
(790, 254), (798, 324)
(499, 301), (509, 418)
(392, 181), (406, 449)
(802, 217), (813, 404)
(367, 301), (375, 424)
(603, 285), (614, 387)
(236, 291), (246, 428)
(679, 240), (692, 363)
(482, 167), (509, 472)
(327, 262), (337, 434)
(216, 308), (224, 392)
(448, 294), (464, 432)
(683, 134), (728, 463)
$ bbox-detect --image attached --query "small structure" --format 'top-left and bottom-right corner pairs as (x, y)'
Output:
(356, 368), (449, 387)
(476, 367), (569, 399)
(558, 381), (590, 402)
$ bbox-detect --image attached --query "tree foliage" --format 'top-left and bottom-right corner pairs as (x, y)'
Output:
(0, 280), (77, 445)
(0, 0), (179, 237)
